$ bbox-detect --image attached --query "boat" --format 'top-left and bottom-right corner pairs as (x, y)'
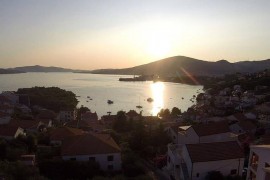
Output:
(182, 97), (184, 99)
(87, 96), (90, 98)
(147, 98), (154, 102)
(107, 100), (114, 104)
(136, 105), (143, 109)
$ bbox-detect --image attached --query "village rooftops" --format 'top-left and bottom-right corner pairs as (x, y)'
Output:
(61, 133), (121, 156)
(186, 141), (244, 163)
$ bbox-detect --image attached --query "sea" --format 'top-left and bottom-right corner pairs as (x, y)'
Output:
(0, 73), (203, 118)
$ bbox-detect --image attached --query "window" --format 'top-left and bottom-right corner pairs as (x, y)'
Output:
(107, 155), (114, 161)
(70, 157), (76, 161)
(230, 169), (237, 175)
(196, 173), (200, 177)
(89, 157), (95, 161)
(108, 165), (113, 170)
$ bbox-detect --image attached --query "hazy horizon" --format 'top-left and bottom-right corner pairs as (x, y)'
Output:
(1, 0), (270, 69)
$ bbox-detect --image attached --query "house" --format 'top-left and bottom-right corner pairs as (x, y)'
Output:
(50, 126), (84, 145)
(0, 125), (25, 140)
(58, 109), (76, 123)
(81, 111), (98, 122)
(246, 145), (270, 180)
(101, 115), (117, 127)
(126, 110), (141, 120)
(177, 122), (237, 144)
(167, 141), (244, 180)
(166, 123), (183, 144)
(61, 133), (121, 171)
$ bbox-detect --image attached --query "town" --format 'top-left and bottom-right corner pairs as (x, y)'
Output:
(0, 69), (270, 180)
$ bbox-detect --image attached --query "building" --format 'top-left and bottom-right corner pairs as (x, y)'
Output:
(81, 111), (98, 122)
(247, 145), (270, 180)
(50, 126), (84, 145)
(167, 141), (245, 180)
(61, 133), (121, 171)
(58, 109), (77, 123)
(177, 122), (237, 144)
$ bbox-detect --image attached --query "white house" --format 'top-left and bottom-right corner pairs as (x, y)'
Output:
(58, 109), (77, 123)
(167, 141), (245, 180)
(61, 133), (121, 171)
(177, 122), (237, 144)
(246, 145), (270, 180)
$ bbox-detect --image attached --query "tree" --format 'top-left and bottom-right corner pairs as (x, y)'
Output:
(112, 111), (127, 133)
(158, 108), (170, 118)
(171, 107), (181, 117)
(76, 106), (90, 120)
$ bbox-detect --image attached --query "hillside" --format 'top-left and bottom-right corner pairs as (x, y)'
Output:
(91, 56), (270, 76)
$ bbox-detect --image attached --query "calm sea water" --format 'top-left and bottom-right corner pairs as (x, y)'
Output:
(0, 73), (203, 118)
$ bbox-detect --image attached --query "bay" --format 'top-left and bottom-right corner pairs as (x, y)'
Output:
(0, 73), (203, 118)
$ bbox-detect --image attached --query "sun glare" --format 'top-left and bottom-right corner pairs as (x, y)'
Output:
(137, 21), (174, 60)
(150, 82), (165, 116)
(146, 35), (171, 59)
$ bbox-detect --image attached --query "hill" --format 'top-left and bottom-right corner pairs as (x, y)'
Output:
(8, 65), (75, 72)
(0, 68), (25, 74)
(91, 56), (270, 76)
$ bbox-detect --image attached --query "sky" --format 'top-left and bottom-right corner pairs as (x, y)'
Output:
(0, 0), (270, 70)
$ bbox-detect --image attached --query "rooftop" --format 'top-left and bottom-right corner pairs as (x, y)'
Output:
(61, 133), (121, 156)
(186, 141), (244, 163)
(192, 121), (230, 137)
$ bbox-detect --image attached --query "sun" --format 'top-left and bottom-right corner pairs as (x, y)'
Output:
(146, 35), (171, 59)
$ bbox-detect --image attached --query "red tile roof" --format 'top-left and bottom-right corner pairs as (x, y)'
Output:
(61, 133), (121, 156)
(186, 141), (244, 163)
(50, 127), (84, 141)
(192, 121), (230, 137)
(0, 125), (21, 137)
(9, 119), (39, 129)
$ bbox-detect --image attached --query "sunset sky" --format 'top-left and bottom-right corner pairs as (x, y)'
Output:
(0, 0), (270, 70)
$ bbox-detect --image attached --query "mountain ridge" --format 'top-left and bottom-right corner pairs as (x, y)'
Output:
(90, 56), (270, 76)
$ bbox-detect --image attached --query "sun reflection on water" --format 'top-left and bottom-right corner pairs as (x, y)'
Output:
(150, 82), (164, 116)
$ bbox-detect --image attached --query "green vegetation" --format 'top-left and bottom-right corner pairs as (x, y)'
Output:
(16, 87), (78, 112)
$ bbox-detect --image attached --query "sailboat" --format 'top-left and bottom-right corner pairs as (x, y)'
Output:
(136, 96), (143, 109)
